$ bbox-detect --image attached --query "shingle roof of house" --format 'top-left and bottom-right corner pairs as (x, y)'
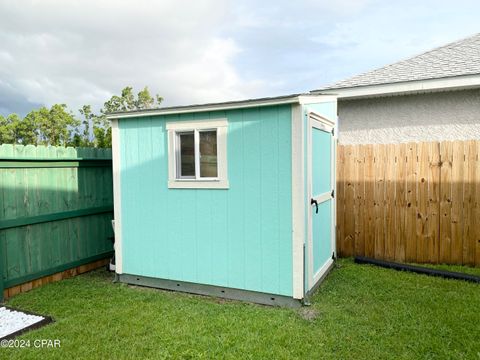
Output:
(321, 33), (480, 90)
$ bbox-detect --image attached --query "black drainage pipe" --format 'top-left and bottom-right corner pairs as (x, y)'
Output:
(354, 257), (480, 284)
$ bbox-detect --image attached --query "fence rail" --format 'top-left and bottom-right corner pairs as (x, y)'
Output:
(0, 144), (114, 300)
(336, 140), (480, 267)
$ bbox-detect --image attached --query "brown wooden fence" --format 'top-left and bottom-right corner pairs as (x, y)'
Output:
(336, 140), (480, 266)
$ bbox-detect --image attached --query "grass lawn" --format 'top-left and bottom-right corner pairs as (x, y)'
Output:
(3, 258), (479, 359)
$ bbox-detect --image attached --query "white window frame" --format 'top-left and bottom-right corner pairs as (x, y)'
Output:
(166, 119), (229, 189)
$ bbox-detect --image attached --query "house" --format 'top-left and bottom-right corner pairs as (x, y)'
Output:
(106, 94), (337, 306)
(312, 33), (480, 145)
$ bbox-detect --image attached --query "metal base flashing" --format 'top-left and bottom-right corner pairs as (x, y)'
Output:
(118, 274), (302, 308)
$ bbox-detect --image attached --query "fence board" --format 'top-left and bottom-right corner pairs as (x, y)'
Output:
(405, 143), (417, 262)
(336, 145), (345, 255)
(463, 141), (476, 265)
(337, 140), (479, 267)
(428, 142), (441, 263)
(354, 146), (365, 256)
(416, 142), (429, 262)
(439, 142), (453, 264)
(364, 145), (375, 258)
(451, 141), (464, 264)
(343, 145), (355, 256)
(385, 144), (396, 261)
(395, 143), (406, 262)
(374, 144), (386, 259)
(475, 142), (480, 267)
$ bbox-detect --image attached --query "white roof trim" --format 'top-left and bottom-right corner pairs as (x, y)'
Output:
(106, 94), (337, 120)
(313, 74), (480, 99)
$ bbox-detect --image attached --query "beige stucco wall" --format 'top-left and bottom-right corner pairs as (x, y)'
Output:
(338, 89), (480, 144)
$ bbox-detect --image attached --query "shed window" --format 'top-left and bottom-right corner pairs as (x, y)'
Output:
(176, 130), (218, 179)
(167, 119), (228, 189)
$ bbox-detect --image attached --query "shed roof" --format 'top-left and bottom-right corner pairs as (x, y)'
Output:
(316, 33), (480, 91)
(106, 93), (336, 120)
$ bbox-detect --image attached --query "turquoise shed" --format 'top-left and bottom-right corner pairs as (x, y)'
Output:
(107, 94), (337, 306)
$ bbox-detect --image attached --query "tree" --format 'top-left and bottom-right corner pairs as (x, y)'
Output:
(12, 114), (37, 144)
(102, 86), (162, 113)
(91, 86), (163, 148)
(136, 87), (163, 110)
(24, 104), (79, 146)
(92, 117), (111, 148)
(77, 105), (95, 147)
(103, 86), (135, 113)
(0, 85), (162, 148)
(0, 113), (37, 145)
(0, 115), (14, 144)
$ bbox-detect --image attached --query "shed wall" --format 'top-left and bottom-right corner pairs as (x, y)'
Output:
(338, 89), (480, 145)
(118, 105), (293, 296)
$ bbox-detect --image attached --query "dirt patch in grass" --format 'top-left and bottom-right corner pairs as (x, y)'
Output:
(298, 307), (320, 321)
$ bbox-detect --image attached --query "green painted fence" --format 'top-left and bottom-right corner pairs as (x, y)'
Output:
(0, 144), (114, 301)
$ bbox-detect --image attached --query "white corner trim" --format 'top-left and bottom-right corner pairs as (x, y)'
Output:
(291, 104), (305, 299)
(332, 116), (337, 260)
(306, 115), (313, 290)
(167, 118), (228, 189)
(111, 119), (123, 274)
(315, 74), (480, 99)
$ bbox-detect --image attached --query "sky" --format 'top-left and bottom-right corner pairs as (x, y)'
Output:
(0, 0), (479, 116)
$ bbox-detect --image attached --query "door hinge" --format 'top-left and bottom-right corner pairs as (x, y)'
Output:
(331, 189), (335, 198)
(331, 128), (335, 136)
(332, 252), (336, 260)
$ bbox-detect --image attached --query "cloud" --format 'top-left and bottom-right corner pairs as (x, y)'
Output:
(0, 0), (479, 116)
(228, 0), (480, 92)
(0, 80), (42, 115)
(0, 0), (265, 115)
(309, 0), (480, 86)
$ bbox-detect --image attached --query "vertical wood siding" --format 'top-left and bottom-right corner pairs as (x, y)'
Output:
(119, 105), (293, 296)
(336, 140), (480, 266)
(0, 145), (114, 299)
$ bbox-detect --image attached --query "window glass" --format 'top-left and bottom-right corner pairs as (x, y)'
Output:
(179, 132), (195, 177)
(199, 130), (217, 177)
